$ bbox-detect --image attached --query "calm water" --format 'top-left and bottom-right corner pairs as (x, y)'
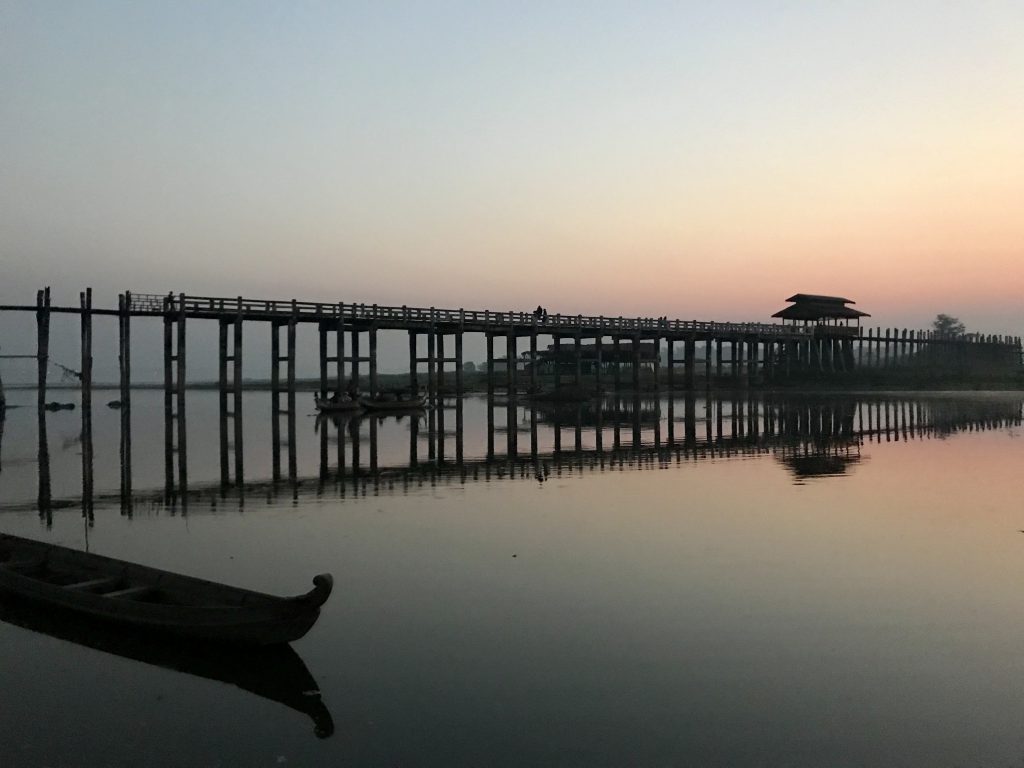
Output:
(1, 390), (1024, 767)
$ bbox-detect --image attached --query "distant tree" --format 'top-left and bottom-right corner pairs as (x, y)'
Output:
(463, 361), (477, 373)
(932, 314), (966, 337)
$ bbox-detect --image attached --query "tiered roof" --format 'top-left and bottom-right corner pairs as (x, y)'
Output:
(771, 293), (870, 321)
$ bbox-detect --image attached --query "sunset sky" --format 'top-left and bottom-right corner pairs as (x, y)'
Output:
(2, 1), (1023, 336)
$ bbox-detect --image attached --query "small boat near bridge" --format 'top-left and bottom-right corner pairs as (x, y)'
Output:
(0, 533), (333, 646)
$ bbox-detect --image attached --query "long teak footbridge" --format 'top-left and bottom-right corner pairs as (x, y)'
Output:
(8, 288), (1022, 403)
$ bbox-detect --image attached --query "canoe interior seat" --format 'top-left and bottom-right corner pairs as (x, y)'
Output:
(64, 576), (122, 592)
(105, 585), (155, 600)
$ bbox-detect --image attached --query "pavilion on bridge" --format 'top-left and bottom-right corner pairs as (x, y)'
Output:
(771, 294), (870, 335)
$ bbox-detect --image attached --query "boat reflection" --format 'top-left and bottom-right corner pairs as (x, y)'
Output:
(0, 596), (334, 738)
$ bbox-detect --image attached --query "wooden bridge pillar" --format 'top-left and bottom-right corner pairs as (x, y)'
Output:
(574, 331), (582, 390)
(335, 311), (345, 392)
(632, 334), (641, 392)
(666, 337), (675, 390)
(553, 335), (562, 390)
(350, 328), (360, 393)
(118, 292), (132, 513)
(369, 324), (378, 398)
(176, 294), (187, 502)
(36, 287), (51, 410)
(507, 329), (517, 395)
(233, 309), (243, 487)
(161, 293), (188, 505)
(427, 324), (437, 402)
(408, 330), (418, 391)
(594, 334), (603, 393)
(437, 331), (446, 394)
(613, 336), (621, 391)
(318, 321), (329, 399)
(287, 312), (297, 482)
(80, 288), (94, 521)
(684, 338), (696, 389)
(162, 297), (174, 497)
(529, 331), (538, 393)
(651, 336), (660, 392)
(455, 331), (464, 397)
(80, 288), (93, 412)
(218, 319), (230, 487)
(270, 320), (282, 480)
(486, 332), (495, 399)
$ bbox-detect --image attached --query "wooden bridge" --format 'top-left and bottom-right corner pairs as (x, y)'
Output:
(6, 288), (1022, 403)
(3, 286), (1021, 501)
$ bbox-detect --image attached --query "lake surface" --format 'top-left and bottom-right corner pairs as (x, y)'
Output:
(1, 389), (1023, 767)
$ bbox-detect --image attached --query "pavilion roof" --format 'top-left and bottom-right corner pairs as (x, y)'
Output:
(784, 293), (857, 305)
(772, 293), (870, 320)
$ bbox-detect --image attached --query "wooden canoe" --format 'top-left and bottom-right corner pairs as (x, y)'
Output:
(0, 534), (333, 646)
(313, 393), (361, 413)
(358, 395), (425, 411)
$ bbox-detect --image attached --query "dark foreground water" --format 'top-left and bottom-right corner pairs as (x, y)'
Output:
(1, 390), (1024, 767)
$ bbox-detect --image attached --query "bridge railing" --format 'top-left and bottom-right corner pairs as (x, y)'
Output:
(135, 292), (823, 337)
(130, 293), (1020, 347)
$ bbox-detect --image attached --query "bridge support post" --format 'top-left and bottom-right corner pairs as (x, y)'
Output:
(574, 331), (582, 390)
(530, 331), (538, 394)
(594, 333), (603, 393)
(80, 288), (94, 521)
(335, 309), (345, 393)
(287, 311), (297, 482)
(408, 330), (418, 391)
(507, 329), (517, 396)
(486, 332), (494, 399)
(553, 335), (561, 390)
(369, 324), (378, 398)
(271, 321), (282, 481)
(36, 287), (50, 411)
(427, 324), (436, 403)
(350, 328), (360, 394)
(438, 330), (446, 395)
(232, 308), (243, 488)
(162, 295), (173, 498)
(666, 337), (675, 390)
(632, 333), (641, 392)
(319, 322), (329, 399)
(218, 319), (229, 487)
(613, 336), (621, 391)
(176, 293), (187, 506)
(455, 332), (464, 397)
(119, 292), (132, 514)
(684, 337), (695, 389)
(652, 336), (660, 393)
(455, 333), (464, 460)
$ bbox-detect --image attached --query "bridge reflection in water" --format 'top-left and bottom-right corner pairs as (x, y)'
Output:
(15, 392), (1023, 522)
